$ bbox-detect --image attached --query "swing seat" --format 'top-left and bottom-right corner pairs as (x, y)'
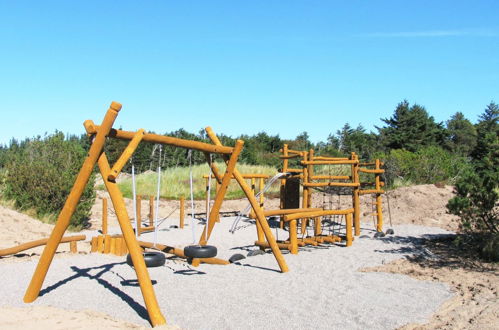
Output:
(126, 251), (165, 268)
(184, 245), (217, 258)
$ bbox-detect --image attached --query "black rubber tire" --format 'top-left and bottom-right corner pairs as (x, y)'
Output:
(385, 228), (395, 235)
(184, 245), (217, 258)
(229, 253), (246, 263)
(359, 235), (370, 239)
(126, 251), (165, 268)
(374, 231), (386, 238)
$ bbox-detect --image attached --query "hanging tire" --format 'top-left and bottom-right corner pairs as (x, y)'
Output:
(184, 245), (217, 258)
(385, 229), (395, 235)
(126, 251), (165, 268)
(374, 231), (386, 238)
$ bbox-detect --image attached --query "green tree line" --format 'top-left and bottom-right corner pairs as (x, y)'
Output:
(0, 100), (496, 237)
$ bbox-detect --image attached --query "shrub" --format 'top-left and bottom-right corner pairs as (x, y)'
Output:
(3, 132), (95, 229)
(379, 146), (470, 186)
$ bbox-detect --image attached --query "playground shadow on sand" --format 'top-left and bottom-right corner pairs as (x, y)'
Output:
(38, 262), (150, 322)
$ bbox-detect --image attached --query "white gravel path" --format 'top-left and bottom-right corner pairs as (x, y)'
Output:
(0, 219), (454, 329)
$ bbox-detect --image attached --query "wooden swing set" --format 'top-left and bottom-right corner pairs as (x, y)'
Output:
(23, 102), (289, 327)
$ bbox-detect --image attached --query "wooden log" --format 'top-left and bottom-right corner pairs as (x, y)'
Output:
(87, 124), (233, 155)
(359, 189), (385, 195)
(283, 209), (355, 222)
(108, 129), (145, 181)
(301, 160), (358, 165)
(302, 182), (360, 187)
(0, 235), (86, 257)
(90, 236), (98, 253)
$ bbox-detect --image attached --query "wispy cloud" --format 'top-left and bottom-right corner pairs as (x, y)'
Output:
(360, 28), (499, 38)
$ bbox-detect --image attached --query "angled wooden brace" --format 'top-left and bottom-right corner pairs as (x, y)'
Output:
(108, 128), (146, 181)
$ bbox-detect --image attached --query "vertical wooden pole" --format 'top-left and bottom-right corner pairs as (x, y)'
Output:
(24, 101), (121, 304)
(149, 195), (154, 227)
(352, 153), (361, 236)
(259, 178), (265, 208)
(103, 235), (111, 254)
(375, 159), (383, 232)
(289, 219), (298, 254)
(301, 152), (309, 234)
(279, 144), (289, 229)
(307, 149), (314, 209)
(346, 213), (353, 247)
(97, 235), (104, 252)
(70, 241), (77, 254)
(102, 197), (108, 235)
(90, 237), (98, 252)
(314, 216), (321, 236)
(179, 196), (185, 229)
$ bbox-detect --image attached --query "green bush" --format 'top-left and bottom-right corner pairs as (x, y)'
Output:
(379, 146), (470, 186)
(3, 132), (95, 230)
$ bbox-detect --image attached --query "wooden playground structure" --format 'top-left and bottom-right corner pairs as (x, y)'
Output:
(22, 101), (289, 327)
(11, 101), (390, 328)
(249, 144), (386, 255)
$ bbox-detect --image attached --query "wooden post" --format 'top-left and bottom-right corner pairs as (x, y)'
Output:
(346, 213), (353, 247)
(314, 216), (321, 236)
(110, 237), (116, 255)
(307, 149), (314, 209)
(179, 196), (185, 229)
(149, 195), (154, 227)
(259, 178), (265, 208)
(103, 235), (111, 254)
(289, 219), (298, 254)
(102, 197), (108, 235)
(97, 235), (104, 252)
(279, 144), (289, 229)
(90, 237), (98, 252)
(375, 159), (383, 232)
(301, 152), (309, 234)
(24, 102), (121, 304)
(352, 153), (361, 236)
(69, 241), (77, 253)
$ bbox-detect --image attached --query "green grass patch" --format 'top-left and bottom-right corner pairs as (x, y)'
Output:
(111, 163), (281, 200)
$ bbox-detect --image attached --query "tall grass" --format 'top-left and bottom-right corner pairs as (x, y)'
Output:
(115, 163), (281, 200)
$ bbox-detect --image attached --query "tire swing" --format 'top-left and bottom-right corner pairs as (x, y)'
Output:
(126, 150), (166, 268)
(184, 151), (217, 259)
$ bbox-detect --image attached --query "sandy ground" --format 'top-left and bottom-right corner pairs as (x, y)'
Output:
(0, 184), (496, 329)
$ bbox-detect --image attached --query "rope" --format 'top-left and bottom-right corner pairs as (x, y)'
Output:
(131, 158), (138, 238)
(205, 154), (213, 243)
(153, 145), (162, 246)
(188, 150), (197, 243)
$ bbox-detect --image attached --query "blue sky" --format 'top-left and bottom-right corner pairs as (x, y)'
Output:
(0, 1), (497, 145)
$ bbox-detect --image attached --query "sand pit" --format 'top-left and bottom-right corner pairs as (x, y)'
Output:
(0, 184), (497, 329)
